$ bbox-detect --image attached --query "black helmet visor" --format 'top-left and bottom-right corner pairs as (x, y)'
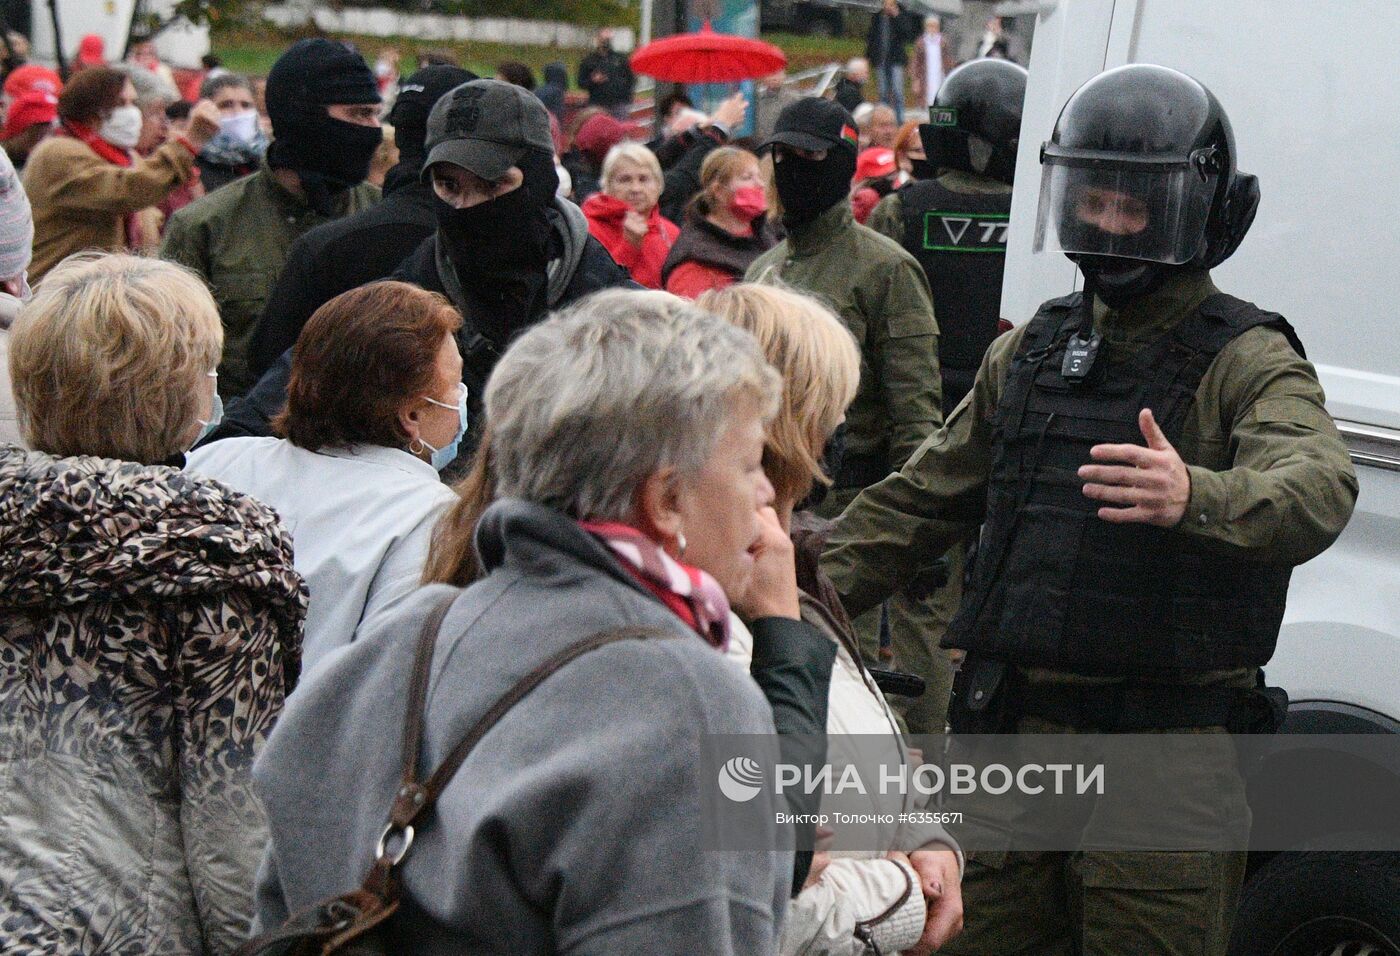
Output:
(1033, 145), (1217, 265)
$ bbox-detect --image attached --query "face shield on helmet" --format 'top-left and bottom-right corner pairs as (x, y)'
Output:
(1033, 145), (1220, 265)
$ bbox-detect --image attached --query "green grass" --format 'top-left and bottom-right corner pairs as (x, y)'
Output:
(210, 24), (863, 84)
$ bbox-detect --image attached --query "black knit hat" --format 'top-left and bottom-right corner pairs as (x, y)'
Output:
(265, 38), (379, 135)
(387, 65), (477, 148)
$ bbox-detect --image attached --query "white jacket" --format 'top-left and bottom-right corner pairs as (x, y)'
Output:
(729, 595), (962, 955)
(187, 438), (457, 674)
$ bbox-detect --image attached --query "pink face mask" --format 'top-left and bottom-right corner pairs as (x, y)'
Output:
(729, 185), (768, 220)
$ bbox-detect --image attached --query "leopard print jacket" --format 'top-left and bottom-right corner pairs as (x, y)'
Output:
(0, 447), (307, 955)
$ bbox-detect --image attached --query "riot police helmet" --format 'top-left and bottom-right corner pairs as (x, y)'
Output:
(1033, 64), (1259, 272)
(919, 58), (1028, 185)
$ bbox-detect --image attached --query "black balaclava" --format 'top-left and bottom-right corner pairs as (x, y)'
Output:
(436, 148), (560, 342)
(775, 149), (857, 229)
(264, 38), (383, 214)
(1072, 254), (1178, 309)
(383, 65), (477, 194)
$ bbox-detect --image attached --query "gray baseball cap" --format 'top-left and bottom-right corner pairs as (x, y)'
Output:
(422, 79), (555, 182)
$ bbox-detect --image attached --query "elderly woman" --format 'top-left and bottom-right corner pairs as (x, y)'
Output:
(700, 283), (964, 956)
(23, 67), (219, 282)
(251, 290), (802, 951)
(581, 141), (679, 288)
(662, 145), (777, 299)
(187, 281), (462, 674)
(115, 62), (204, 240)
(0, 254), (305, 953)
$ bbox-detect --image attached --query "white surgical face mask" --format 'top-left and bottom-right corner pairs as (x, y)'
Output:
(99, 104), (143, 149)
(417, 382), (468, 472)
(219, 109), (260, 145)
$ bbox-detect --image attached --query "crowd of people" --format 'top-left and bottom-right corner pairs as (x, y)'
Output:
(0, 21), (1359, 956)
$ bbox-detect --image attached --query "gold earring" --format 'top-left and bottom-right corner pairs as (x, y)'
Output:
(677, 531), (687, 557)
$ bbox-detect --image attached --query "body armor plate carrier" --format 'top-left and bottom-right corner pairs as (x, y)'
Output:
(900, 178), (1012, 414)
(944, 291), (1305, 679)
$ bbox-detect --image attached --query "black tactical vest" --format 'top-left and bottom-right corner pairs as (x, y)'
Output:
(943, 292), (1305, 679)
(900, 178), (1011, 413)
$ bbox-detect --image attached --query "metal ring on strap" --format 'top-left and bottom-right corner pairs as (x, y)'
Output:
(375, 823), (415, 866)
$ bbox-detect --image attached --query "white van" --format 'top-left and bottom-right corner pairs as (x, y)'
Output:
(1003, 1), (1400, 951)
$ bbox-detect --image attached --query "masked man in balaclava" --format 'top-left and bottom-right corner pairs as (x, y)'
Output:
(394, 79), (632, 449)
(746, 96), (943, 689)
(162, 38), (382, 398)
(194, 67), (478, 448)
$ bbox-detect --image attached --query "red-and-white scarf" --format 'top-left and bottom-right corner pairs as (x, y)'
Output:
(59, 120), (133, 168)
(581, 520), (732, 651)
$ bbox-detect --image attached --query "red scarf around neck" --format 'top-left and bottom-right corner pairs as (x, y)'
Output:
(580, 520), (732, 651)
(60, 120), (133, 168)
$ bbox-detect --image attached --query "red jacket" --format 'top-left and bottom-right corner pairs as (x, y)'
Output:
(581, 193), (679, 289)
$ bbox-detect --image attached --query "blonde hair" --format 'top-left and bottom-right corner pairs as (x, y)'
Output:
(601, 141), (663, 192)
(690, 146), (759, 219)
(9, 253), (223, 464)
(698, 283), (860, 506)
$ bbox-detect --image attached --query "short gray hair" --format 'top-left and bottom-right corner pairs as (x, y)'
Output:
(113, 63), (178, 109)
(485, 289), (781, 520)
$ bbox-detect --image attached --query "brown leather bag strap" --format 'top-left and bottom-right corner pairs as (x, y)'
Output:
(419, 625), (669, 805)
(398, 592), (459, 789)
(372, 614), (674, 888)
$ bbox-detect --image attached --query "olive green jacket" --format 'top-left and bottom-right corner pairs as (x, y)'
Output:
(823, 272), (1358, 674)
(745, 202), (942, 472)
(160, 165), (379, 397)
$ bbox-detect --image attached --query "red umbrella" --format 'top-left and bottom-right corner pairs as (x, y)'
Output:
(630, 22), (787, 84)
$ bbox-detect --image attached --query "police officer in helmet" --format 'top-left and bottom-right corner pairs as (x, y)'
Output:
(871, 57), (1028, 419)
(823, 64), (1357, 954)
(863, 57), (1028, 734)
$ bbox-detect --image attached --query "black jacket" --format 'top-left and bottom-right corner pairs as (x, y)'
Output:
(538, 62), (568, 119)
(834, 77), (866, 114)
(249, 169), (439, 378)
(207, 198), (632, 450)
(576, 48), (635, 107)
(866, 9), (916, 67)
(658, 126), (729, 225)
(197, 157), (258, 194)
(393, 199), (633, 406)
